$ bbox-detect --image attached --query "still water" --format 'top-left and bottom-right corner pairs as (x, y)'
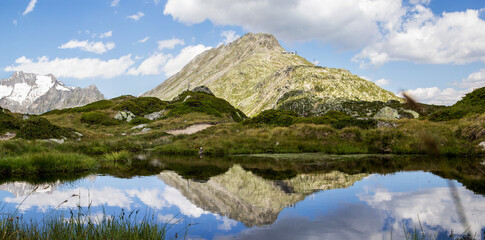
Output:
(0, 155), (484, 239)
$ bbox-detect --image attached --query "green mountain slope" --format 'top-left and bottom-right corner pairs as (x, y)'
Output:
(143, 33), (402, 116)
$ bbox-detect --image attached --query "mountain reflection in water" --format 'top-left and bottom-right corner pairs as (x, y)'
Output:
(0, 155), (484, 240)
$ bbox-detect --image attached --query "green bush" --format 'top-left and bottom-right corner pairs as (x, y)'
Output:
(429, 87), (485, 121)
(243, 109), (298, 126)
(80, 112), (120, 126)
(166, 91), (246, 122)
(130, 117), (150, 125)
(17, 117), (75, 140)
(112, 97), (167, 116)
(0, 108), (22, 134)
(44, 100), (115, 115)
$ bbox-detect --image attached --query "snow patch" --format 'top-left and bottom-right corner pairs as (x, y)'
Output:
(26, 75), (55, 104)
(9, 83), (31, 104)
(55, 84), (72, 91)
(0, 85), (13, 98)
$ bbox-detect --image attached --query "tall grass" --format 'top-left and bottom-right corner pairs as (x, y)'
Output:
(0, 190), (188, 240)
(0, 152), (96, 176)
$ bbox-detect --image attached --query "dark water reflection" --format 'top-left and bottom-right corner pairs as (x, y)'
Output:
(0, 154), (484, 239)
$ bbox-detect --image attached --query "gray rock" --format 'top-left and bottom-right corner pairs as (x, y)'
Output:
(479, 142), (485, 151)
(403, 109), (419, 119)
(114, 111), (135, 122)
(377, 121), (398, 128)
(192, 86), (214, 95)
(144, 110), (164, 120)
(141, 128), (151, 133)
(22, 115), (30, 120)
(49, 138), (65, 144)
(373, 107), (399, 120)
(0, 71), (105, 114)
(132, 124), (149, 130)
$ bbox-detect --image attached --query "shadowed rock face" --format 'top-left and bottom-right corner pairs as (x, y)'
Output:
(0, 71), (105, 114)
(158, 165), (367, 227)
(143, 33), (402, 116)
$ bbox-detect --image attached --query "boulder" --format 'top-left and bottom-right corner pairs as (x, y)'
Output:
(373, 107), (399, 120)
(132, 124), (149, 130)
(192, 86), (214, 95)
(144, 110), (164, 120)
(479, 142), (485, 151)
(403, 109), (419, 119)
(114, 111), (136, 122)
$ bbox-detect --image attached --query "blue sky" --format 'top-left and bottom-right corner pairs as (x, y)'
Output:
(1, 0), (484, 105)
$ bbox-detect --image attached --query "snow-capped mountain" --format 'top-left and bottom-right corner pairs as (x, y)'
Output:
(0, 71), (105, 114)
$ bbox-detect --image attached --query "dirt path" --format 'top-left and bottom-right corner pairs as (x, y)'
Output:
(166, 124), (214, 136)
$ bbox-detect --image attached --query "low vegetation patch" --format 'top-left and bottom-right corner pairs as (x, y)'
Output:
(0, 108), (22, 134)
(166, 91), (247, 122)
(429, 87), (485, 121)
(80, 112), (120, 126)
(0, 152), (96, 176)
(17, 117), (75, 140)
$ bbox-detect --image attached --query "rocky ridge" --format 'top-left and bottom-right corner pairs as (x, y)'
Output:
(143, 33), (402, 116)
(0, 71), (105, 114)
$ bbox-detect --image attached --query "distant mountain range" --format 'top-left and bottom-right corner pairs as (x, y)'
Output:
(143, 33), (402, 116)
(0, 71), (105, 114)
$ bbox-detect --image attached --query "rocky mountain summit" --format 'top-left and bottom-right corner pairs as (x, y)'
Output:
(143, 33), (402, 116)
(0, 71), (105, 114)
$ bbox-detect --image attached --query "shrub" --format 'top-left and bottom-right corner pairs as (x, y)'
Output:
(80, 112), (120, 126)
(429, 87), (485, 121)
(244, 109), (298, 126)
(0, 108), (22, 134)
(130, 117), (150, 125)
(166, 91), (246, 122)
(112, 97), (167, 116)
(17, 117), (75, 140)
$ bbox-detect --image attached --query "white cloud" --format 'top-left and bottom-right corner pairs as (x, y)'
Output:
(99, 31), (113, 39)
(409, 0), (431, 5)
(157, 38), (185, 50)
(13, 20), (17, 26)
(59, 40), (115, 54)
(4, 55), (135, 79)
(162, 44), (212, 77)
(138, 36), (150, 43)
(127, 12), (145, 21)
(354, 8), (485, 66)
(164, 0), (485, 66)
(23, 0), (37, 15)
(127, 52), (170, 76)
(154, 0), (161, 5)
(401, 87), (469, 106)
(456, 68), (485, 89)
(312, 60), (320, 66)
(164, 0), (403, 49)
(128, 44), (211, 77)
(375, 79), (390, 87)
(220, 30), (240, 45)
(111, 0), (120, 7)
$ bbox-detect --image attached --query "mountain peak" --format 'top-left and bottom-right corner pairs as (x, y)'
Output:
(143, 33), (402, 116)
(0, 72), (105, 114)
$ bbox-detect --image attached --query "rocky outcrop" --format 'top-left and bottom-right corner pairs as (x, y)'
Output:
(158, 165), (367, 227)
(192, 86), (214, 95)
(114, 111), (135, 122)
(373, 107), (399, 120)
(143, 33), (402, 116)
(0, 71), (105, 114)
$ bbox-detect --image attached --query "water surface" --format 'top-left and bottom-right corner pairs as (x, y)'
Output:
(0, 155), (484, 239)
